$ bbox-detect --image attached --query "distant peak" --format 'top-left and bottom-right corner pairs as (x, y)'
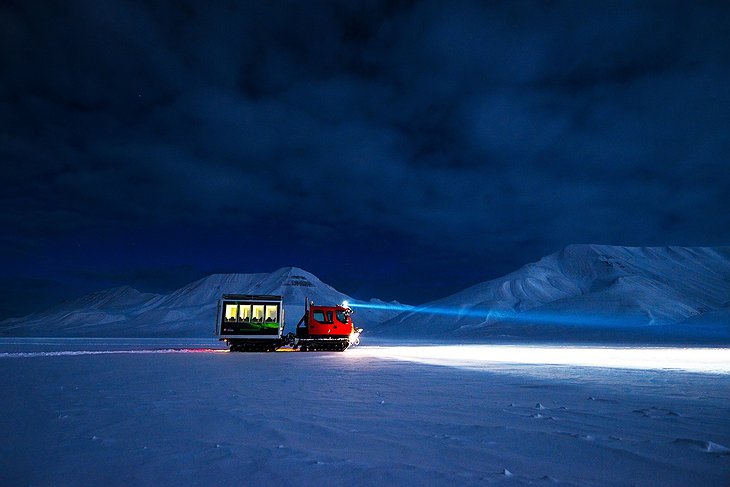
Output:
(89, 285), (140, 296)
(268, 267), (317, 287)
(273, 266), (314, 276)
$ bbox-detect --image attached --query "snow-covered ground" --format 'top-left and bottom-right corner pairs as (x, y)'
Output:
(1, 338), (728, 486)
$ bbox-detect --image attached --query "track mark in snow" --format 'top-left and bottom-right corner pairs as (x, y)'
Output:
(531, 413), (555, 420)
(587, 396), (619, 403)
(673, 438), (730, 454)
(557, 431), (596, 441)
(632, 406), (681, 418)
(0, 348), (226, 358)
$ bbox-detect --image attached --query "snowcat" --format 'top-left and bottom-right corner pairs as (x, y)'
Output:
(216, 294), (362, 352)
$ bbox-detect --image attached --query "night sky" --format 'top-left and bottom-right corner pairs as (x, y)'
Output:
(2, 1), (729, 318)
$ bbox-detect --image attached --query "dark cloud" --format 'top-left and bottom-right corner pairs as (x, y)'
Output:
(1, 0), (729, 317)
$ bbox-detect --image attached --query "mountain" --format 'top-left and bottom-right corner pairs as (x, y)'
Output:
(4, 247), (729, 342)
(373, 245), (730, 344)
(0, 267), (402, 337)
(0, 286), (163, 336)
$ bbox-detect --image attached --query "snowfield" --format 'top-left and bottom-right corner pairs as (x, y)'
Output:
(1, 339), (729, 486)
(3, 245), (727, 484)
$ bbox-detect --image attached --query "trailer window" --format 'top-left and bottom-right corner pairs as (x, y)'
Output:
(224, 304), (238, 322)
(239, 305), (251, 322)
(264, 305), (278, 323)
(252, 305), (264, 323)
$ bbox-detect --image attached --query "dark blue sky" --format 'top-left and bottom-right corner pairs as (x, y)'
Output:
(1, 1), (729, 318)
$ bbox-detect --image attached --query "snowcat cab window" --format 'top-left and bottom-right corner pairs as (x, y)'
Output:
(265, 305), (278, 323)
(224, 304), (238, 322)
(336, 310), (348, 324)
(252, 305), (264, 323)
(326, 311), (333, 323)
(313, 310), (326, 323)
(239, 305), (251, 322)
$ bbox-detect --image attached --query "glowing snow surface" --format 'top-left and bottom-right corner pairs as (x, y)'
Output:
(1, 339), (729, 486)
(349, 344), (730, 374)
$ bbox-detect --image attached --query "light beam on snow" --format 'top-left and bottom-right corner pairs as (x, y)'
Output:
(0, 348), (228, 358)
(347, 345), (730, 374)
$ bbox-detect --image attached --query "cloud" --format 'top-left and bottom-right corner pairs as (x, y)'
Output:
(1, 0), (729, 314)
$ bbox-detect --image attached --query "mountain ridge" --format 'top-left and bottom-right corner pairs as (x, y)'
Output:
(0, 266), (400, 337)
(372, 244), (730, 343)
(2, 246), (729, 343)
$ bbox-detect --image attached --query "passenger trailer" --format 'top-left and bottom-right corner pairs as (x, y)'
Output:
(216, 294), (284, 352)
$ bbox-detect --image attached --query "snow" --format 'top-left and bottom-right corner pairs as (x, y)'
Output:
(2, 246), (728, 344)
(373, 245), (730, 343)
(2, 246), (729, 484)
(349, 343), (730, 374)
(0, 267), (405, 337)
(1, 338), (729, 486)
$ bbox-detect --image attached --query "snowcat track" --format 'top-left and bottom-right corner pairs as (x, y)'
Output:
(298, 340), (350, 352)
(229, 342), (279, 352)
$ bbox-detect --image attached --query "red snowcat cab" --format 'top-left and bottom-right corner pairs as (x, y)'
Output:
(290, 298), (363, 352)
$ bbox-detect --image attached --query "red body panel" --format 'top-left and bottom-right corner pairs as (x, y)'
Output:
(306, 305), (354, 337)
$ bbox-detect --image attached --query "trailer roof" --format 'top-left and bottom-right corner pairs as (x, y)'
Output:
(222, 294), (282, 301)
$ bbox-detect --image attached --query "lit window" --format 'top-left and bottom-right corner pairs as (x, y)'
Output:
(224, 304), (238, 321)
(239, 305), (251, 322)
(252, 305), (264, 323)
(265, 305), (278, 323)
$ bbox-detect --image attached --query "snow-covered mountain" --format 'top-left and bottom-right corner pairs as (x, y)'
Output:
(4, 246), (729, 342)
(374, 245), (730, 343)
(0, 267), (401, 337)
